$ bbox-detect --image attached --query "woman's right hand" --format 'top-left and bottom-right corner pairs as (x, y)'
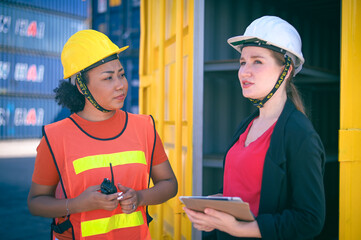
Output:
(72, 185), (120, 212)
(183, 207), (216, 232)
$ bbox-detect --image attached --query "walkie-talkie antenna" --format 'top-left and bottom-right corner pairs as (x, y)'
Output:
(110, 163), (114, 184)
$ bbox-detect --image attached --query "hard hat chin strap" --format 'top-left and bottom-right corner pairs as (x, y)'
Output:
(76, 73), (112, 113)
(74, 53), (121, 113)
(248, 56), (292, 108)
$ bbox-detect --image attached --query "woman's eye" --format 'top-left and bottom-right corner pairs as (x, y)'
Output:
(255, 60), (262, 64)
(103, 76), (112, 81)
(240, 62), (246, 66)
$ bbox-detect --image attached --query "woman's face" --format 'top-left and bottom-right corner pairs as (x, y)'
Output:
(86, 59), (128, 110)
(238, 46), (284, 100)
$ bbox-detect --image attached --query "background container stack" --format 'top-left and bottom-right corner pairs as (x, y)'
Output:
(92, 0), (141, 114)
(0, 0), (88, 139)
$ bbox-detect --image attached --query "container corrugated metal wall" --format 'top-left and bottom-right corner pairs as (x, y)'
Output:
(0, 2), (87, 54)
(140, 0), (196, 239)
(92, 0), (140, 114)
(204, 0), (340, 74)
(0, 1), (88, 139)
(0, 52), (61, 95)
(3, 0), (88, 18)
(0, 96), (61, 138)
(339, 0), (361, 239)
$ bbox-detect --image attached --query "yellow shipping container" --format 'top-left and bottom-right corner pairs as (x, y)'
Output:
(139, 0), (203, 239)
(339, 0), (361, 239)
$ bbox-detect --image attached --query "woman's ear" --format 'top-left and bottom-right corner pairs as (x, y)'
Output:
(75, 79), (84, 96)
(285, 64), (294, 80)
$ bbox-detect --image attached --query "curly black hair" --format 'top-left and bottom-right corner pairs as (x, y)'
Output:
(54, 73), (89, 113)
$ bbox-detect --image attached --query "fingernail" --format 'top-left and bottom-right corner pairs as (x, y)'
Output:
(117, 196), (124, 200)
(118, 192), (123, 197)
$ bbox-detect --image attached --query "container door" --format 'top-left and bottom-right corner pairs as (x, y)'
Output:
(139, 0), (196, 239)
(339, 0), (361, 239)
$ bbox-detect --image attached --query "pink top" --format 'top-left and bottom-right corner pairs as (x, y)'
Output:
(223, 119), (276, 216)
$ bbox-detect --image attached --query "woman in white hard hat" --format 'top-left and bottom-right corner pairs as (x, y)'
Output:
(27, 29), (178, 240)
(184, 16), (325, 239)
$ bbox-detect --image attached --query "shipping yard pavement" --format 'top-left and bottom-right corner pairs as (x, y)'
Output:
(0, 139), (50, 239)
(0, 157), (50, 239)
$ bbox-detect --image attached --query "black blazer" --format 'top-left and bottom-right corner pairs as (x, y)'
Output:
(218, 99), (326, 240)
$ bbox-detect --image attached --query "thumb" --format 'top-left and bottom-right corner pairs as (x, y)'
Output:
(117, 183), (129, 192)
(204, 208), (223, 218)
(88, 184), (101, 191)
(204, 208), (233, 221)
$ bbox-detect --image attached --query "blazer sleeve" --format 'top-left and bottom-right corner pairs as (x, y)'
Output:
(256, 122), (326, 240)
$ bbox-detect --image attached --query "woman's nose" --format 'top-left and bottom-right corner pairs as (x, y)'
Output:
(238, 65), (251, 79)
(115, 77), (125, 89)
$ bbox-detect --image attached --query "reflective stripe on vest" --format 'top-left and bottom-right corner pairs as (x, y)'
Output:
(81, 211), (144, 237)
(73, 151), (146, 175)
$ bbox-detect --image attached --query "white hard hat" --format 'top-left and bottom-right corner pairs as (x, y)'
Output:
(228, 16), (305, 75)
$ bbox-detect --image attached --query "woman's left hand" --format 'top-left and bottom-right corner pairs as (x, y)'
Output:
(117, 184), (139, 214)
(183, 207), (240, 234)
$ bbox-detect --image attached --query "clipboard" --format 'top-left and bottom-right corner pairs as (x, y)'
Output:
(179, 196), (254, 221)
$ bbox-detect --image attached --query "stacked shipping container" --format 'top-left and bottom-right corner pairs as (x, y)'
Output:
(92, 0), (140, 114)
(0, 0), (88, 139)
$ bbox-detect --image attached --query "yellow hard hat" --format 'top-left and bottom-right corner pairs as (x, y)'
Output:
(61, 29), (128, 79)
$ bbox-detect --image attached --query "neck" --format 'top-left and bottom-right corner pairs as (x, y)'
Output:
(77, 104), (116, 122)
(258, 91), (287, 121)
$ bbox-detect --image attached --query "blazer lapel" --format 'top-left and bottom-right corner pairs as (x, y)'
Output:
(258, 100), (296, 213)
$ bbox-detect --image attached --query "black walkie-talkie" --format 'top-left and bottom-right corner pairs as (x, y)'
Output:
(100, 163), (117, 194)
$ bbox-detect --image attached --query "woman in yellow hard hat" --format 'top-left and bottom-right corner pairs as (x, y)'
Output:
(27, 29), (178, 240)
(184, 16), (325, 239)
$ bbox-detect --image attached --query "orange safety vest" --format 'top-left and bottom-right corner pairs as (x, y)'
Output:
(43, 111), (154, 240)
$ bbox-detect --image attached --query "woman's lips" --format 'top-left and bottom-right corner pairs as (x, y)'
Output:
(242, 81), (254, 89)
(115, 94), (125, 101)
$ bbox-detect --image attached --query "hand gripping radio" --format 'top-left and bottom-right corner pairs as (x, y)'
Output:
(100, 163), (117, 195)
